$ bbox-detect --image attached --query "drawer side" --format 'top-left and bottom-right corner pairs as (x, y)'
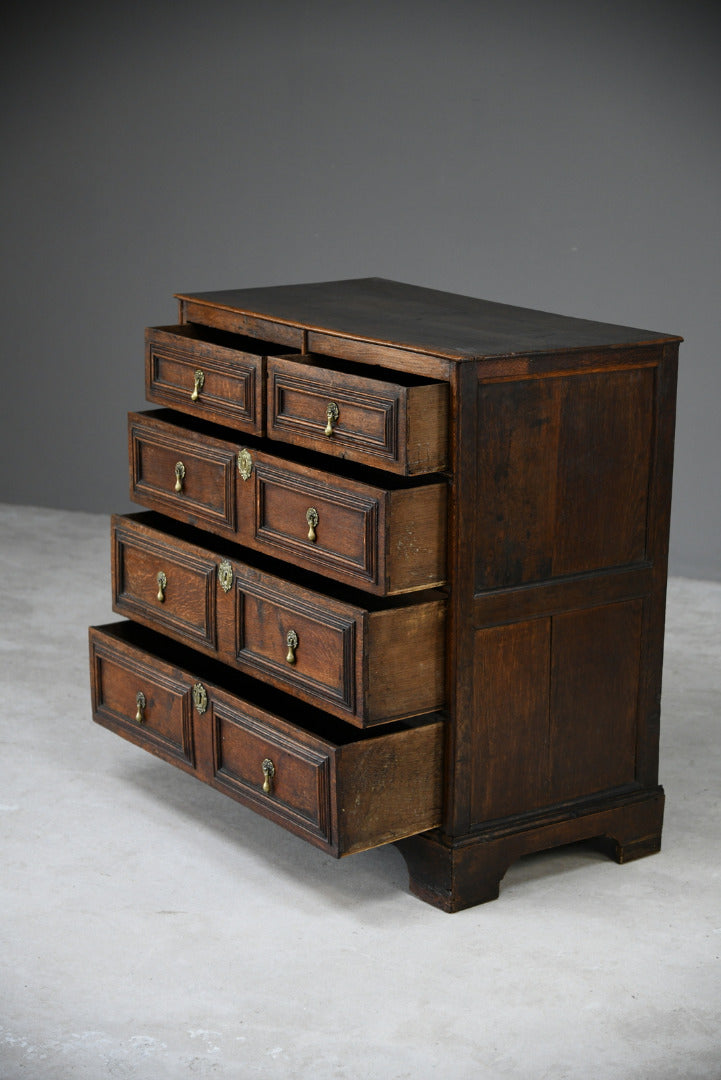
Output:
(336, 720), (444, 855)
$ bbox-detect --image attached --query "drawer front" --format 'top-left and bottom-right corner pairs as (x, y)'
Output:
(212, 696), (332, 845)
(235, 572), (357, 714)
(145, 325), (264, 433)
(267, 355), (448, 474)
(89, 623), (444, 856)
(249, 460), (380, 589)
(112, 516), (218, 651)
(129, 414), (237, 535)
(89, 627), (194, 768)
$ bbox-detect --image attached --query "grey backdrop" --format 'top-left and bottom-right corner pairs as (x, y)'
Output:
(2, 1), (719, 580)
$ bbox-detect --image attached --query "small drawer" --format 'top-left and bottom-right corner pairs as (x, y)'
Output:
(89, 622), (444, 856)
(267, 354), (449, 475)
(145, 324), (267, 434)
(89, 624), (195, 770)
(111, 513), (446, 726)
(128, 412), (238, 537)
(243, 450), (447, 597)
(128, 411), (447, 595)
(111, 514), (218, 652)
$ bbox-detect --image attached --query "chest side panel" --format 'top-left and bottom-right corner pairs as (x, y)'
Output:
(475, 365), (655, 591)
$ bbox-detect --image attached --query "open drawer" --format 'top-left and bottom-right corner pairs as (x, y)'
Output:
(89, 622), (444, 856)
(266, 354), (448, 474)
(111, 512), (446, 727)
(128, 410), (447, 595)
(145, 323), (284, 434)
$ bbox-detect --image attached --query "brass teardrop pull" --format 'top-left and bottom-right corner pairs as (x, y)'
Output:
(156, 570), (167, 603)
(191, 368), (205, 402)
(174, 461), (186, 493)
(135, 690), (146, 724)
(306, 507), (319, 543)
(286, 629), (298, 665)
(324, 401), (339, 437)
(262, 758), (275, 794)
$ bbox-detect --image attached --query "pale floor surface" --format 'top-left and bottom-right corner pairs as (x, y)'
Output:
(1, 503), (719, 1080)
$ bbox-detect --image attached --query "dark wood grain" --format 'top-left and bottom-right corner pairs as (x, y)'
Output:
(177, 278), (679, 362)
(92, 277), (679, 909)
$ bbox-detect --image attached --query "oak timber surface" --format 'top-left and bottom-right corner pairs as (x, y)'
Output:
(177, 278), (680, 361)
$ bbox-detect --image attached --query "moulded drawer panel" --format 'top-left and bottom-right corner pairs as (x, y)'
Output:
(267, 354), (449, 474)
(145, 324), (266, 433)
(89, 626), (195, 769)
(242, 456), (448, 595)
(128, 412), (238, 536)
(111, 514), (218, 651)
(251, 460), (379, 587)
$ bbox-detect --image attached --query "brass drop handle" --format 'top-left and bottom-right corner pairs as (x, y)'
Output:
(135, 690), (146, 724)
(156, 570), (167, 603)
(191, 369), (205, 402)
(324, 401), (339, 437)
(286, 629), (298, 665)
(262, 758), (275, 794)
(306, 507), (319, 543)
(174, 461), (186, 493)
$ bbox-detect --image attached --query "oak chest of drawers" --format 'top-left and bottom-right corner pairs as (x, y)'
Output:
(89, 277), (680, 910)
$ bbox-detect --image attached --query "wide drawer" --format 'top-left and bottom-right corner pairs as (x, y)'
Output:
(111, 512), (446, 726)
(267, 354), (448, 475)
(145, 324), (272, 434)
(89, 622), (444, 856)
(128, 410), (447, 595)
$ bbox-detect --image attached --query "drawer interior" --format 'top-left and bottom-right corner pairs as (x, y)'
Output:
(273, 351), (443, 388)
(151, 322), (294, 359)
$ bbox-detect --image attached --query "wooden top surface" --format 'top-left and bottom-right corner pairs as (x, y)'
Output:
(176, 277), (680, 361)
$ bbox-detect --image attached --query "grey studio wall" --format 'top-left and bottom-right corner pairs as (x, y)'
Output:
(1, 1), (719, 581)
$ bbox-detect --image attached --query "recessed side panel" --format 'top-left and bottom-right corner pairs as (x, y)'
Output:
(549, 599), (643, 802)
(469, 598), (644, 829)
(475, 366), (655, 591)
(470, 619), (552, 826)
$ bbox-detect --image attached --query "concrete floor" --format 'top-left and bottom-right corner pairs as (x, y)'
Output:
(1, 502), (720, 1080)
